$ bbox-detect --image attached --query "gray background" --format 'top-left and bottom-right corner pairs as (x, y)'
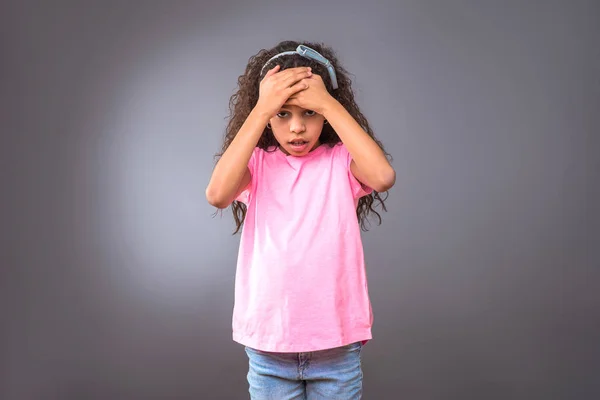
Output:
(1, 0), (598, 399)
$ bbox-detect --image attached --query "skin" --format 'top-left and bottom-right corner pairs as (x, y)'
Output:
(269, 104), (324, 156)
(206, 65), (395, 209)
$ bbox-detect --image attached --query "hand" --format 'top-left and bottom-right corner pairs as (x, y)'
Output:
(255, 65), (312, 117)
(283, 74), (335, 115)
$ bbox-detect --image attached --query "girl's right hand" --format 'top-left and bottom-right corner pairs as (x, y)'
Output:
(255, 65), (312, 117)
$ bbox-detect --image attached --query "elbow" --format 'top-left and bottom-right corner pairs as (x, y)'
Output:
(205, 186), (231, 209)
(372, 167), (396, 192)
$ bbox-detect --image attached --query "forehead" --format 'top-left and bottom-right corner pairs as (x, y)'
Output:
(279, 104), (308, 112)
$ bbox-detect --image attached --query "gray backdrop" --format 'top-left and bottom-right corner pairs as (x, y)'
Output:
(2, 1), (598, 399)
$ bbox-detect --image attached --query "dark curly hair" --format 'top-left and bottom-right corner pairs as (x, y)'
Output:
(216, 40), (391, 234)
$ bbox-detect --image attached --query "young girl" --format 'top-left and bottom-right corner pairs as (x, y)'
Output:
(206, 40), (395, 399)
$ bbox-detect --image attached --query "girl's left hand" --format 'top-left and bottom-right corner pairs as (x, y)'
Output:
(284, 74), (335, 115)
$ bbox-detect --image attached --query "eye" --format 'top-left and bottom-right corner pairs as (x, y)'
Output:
(276, 112), (289, 118)
(305, 110), (316, 116)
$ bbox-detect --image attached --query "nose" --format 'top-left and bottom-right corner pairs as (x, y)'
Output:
(289, 114), (305, 133)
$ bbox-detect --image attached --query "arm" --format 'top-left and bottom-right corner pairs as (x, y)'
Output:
(207, 66), (312, 209)
(205, 107), (270, 209)
(322, 100), (396, 192)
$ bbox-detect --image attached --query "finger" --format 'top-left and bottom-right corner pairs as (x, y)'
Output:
(261, 65), (280, 82)
(279, 66), (310, 76)
(284, 98), (299, 107)
(285, 80), (308, 96)
(280, 67), (312, 87)
(276, 67), (310, 85)
(275, 67), (306, 81)
(286, 86), (304, 100)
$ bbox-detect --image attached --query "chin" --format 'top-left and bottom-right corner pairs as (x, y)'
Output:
(287, 148), (309, 156)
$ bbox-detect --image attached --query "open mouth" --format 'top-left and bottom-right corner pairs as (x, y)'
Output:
(289, 140), (309, 151)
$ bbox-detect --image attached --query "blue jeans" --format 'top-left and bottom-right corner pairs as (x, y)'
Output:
(244, 342), (364, 399)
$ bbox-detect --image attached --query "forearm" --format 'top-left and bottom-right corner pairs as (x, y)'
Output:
(322, 100), (395, 192)
(206, 107), (270, 207)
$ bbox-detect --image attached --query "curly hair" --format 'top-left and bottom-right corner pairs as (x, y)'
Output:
(216, 40), (391, 234)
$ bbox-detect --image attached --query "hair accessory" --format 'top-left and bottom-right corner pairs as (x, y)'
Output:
(260, 45), (338, 90)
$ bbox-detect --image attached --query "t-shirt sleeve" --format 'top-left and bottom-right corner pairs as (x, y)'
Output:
(235, 148), (258, 205)
(337, 144), (373, 199)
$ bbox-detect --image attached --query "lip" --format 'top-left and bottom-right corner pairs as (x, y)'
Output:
(288, 141), (309, 152)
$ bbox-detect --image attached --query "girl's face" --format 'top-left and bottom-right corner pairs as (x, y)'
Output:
(269, 105), (324, 156)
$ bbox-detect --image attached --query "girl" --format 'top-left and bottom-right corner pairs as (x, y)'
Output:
(206, 40), (395, 399)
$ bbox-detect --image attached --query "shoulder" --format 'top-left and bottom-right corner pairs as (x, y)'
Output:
(248, 146), (279, 166)
(314, 142), (348, 157)
(330, 142), (352, 166)
(254, 146), (280, 158)
(305, 143), (353, 169)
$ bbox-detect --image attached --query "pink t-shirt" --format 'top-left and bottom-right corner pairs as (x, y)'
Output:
(233, 142), (374, 352)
